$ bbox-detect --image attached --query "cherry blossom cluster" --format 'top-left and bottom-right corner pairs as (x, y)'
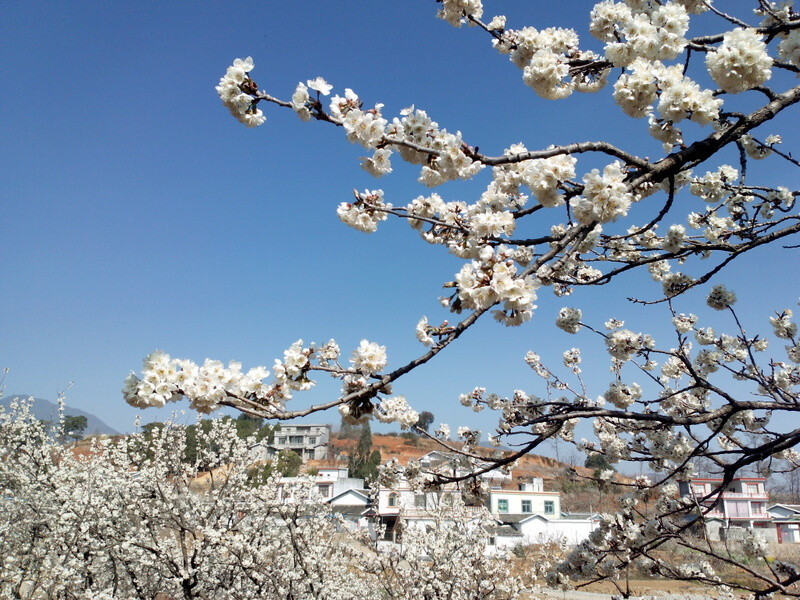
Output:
(494, 25), (598, 100)
(123, 350), (273, 413)
(591, 1), (691, 66)
(453, 245), (539, 326)
(373, 395), (419, 428)
(613, 58), (722, 127)
(705, 283), (737, 310)
(290, 77), (333, 121)
(124, 338), (422, 429)
(779, 29), (800, 65)
(571, 161), (636, 224)
(215, 57), (266, 127)
(706, 28), (773, 93)
(436, 0), (483, 28)
(555, 307), (582, 334)
(494, 143), (577, 208)
(391, 106), (483, 186)
(337, 189), (392, 233)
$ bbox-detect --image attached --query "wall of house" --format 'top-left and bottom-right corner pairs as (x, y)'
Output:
(488, 490), (560, 516)
(519, 517), (595, 545)
(485, 534), (523, 554)
(705, 520), (725, 542)
(755, 522), (778, 543)
(272, 424), (331, 460)
(377, 488), (457, 513)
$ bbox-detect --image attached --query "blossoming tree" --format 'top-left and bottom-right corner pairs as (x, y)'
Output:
(123, 1), (800, 596)
(0, 401), (519, 600)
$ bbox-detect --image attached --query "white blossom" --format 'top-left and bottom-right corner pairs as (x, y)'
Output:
(556, 307), (583, 333)
(706, 28), (773, 93)
(215, 57), (266, 127)
(706, 284), (737, 310)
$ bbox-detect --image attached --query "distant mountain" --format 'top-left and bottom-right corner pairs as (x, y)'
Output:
(0, 395), (121, 437)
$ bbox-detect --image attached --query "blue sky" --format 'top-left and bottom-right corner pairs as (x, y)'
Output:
(2, 2), (798, 454)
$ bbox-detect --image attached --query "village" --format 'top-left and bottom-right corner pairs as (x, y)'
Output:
(245, 422), (800, 550)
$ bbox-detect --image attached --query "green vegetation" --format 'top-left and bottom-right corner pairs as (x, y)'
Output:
(247, 449), (303, 486)
(139, 415), (275, 467)
(584, 452), (615, 477)
(347, 422), (381, 482)
(63, 415), (88, 441)
(417, 410), (434, 432)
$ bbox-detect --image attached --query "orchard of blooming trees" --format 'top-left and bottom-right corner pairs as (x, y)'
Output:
(6, 0), (800, 598)
(0, 401), (525, 600)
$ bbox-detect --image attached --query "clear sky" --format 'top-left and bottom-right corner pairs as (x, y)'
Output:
(2, 2), (798, 454)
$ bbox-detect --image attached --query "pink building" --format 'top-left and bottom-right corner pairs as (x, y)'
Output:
(679, 477), (774, 541)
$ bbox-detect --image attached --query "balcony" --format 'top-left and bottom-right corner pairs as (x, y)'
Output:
(692, 491), (768, 501)
(728, 512), (771, 520)
(718, 492), (768, 500)
(703, 510), (771, 520)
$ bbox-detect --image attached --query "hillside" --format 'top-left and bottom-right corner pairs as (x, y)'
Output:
(328, 432), (595, 481)
(328, 432), (632, 513)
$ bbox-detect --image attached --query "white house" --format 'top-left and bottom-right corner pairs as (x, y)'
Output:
(328, 488), (372, 531)
(510, 513), (598, 545)
(376, 482), (482, 542)
(276, 461), (365, 504)
(487, 479), (560, 517)
(311, 464), (365, 500)
(373, 452), (595, 547)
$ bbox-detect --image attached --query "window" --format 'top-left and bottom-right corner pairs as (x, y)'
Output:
(521, 500), (532, 513)
(693, 484), (706, 495)
(289, 436), (304, 444)
(544, 501), (555, 515)
(317, 484), (331, 498)
(388, 493), (399, 507)
(488, 537), (496, 546)
(497, 499), (509, 513)
(277, 437), (287, 444)
(415, 494), (426, 508)
(308, 437), (316, 445)
(726, 500), (750, 517)
(748, 484), (760, 494)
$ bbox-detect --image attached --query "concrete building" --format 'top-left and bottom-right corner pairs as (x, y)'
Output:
(679, 477), (775, 541)
(272, 423), (331, 460)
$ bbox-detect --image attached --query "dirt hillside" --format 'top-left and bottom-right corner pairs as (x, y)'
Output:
(328, 433), (595, 481)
